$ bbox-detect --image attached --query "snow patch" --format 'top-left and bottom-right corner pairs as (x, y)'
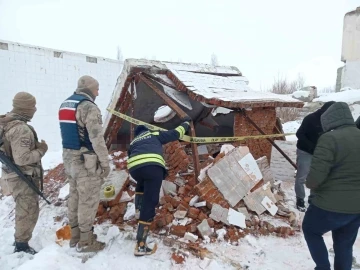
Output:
(58, 183), (69, 200)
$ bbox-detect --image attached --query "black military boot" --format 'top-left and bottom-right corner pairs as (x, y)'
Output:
(14, 242), (37, 255)
(296, 197), (306, 212)
(134, 192), (144, 220)
(134, 221), (157, 256)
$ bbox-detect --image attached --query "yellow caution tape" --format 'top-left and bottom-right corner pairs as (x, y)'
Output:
(107, 108), (295, 144)
(104, 185), (115, 198)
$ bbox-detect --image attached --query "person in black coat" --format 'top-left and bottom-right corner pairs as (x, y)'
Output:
(294, 101), (335, 211)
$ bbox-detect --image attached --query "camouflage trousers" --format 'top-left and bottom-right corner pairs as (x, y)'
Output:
(63, 149), (103, 233)
(6, 176), (39, 243)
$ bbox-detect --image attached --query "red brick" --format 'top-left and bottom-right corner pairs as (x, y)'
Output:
(207, 218), (215, 228)
(187, 177), (197, 187)
(187, 207), (200, 219)
(163, 202), (174, 212)
(155, 216), (167, 228)
(164, 195), (172, 203)
(96, 204), (105, 216)
(201, 188), (219, 202)
(171, 253), (185, 264)
(178, 186), (186, 195)
(109, 204), (123, 223)
(177, 204), (188, 212)
(171, 197), (181, 208)
(159, 196), (167, 205)
(166, 214), (174, 224)
(198, 211), (208, 221)
(170, 225), (187, 237)
(183, 197), (191, 203)
(186, 224), (198, 233)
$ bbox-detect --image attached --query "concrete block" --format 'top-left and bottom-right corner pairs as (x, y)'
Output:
(174, 210), (187, 219)
(197, 219), (212, 238)
(227, 208), (246, 228)
(209, 203), (229, 225)
(162, 180), (177, 196)
(194, 201), (206, 208)
(184, 232), (198, 243)
(237, 207), (251, 220)
(189, 195), (199, 206)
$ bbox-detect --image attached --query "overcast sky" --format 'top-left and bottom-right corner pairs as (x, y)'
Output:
(0, 0), (358, 90)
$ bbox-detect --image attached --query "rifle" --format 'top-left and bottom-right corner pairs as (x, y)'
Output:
(0, 139), (51, 204)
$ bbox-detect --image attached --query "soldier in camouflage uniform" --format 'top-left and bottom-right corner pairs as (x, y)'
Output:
(0, 92), (48, 255)
(59, 75), (110, 253)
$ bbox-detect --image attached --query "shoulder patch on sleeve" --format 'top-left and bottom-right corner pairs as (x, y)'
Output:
(20, 137), (31, 147)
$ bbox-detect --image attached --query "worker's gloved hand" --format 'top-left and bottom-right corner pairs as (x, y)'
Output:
(36, 140), (48, 156)
(99, 164), (111, 178)
(182, 116), (192, 122)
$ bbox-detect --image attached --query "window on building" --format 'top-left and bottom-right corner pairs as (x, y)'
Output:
(86, 56), (97, 63)
(0, 42), (8, 50)
(54, 51), (63, 58)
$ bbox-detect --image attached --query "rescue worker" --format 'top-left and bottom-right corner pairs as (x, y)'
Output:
(59, 75), (110, 253)
(0, 92), (48, 254)
(128, 117), (191, 256)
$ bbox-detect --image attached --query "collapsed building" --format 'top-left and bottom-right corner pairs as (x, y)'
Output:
(93, 59), (304, 246)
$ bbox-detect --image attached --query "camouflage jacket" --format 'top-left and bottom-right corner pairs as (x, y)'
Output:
(0, 113), (44, 179)
(63, 92), (109, 167)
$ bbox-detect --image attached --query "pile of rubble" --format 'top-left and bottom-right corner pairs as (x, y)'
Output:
(96, 142), (299, 248)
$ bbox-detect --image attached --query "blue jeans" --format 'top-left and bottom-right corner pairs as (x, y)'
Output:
(302, 204), (360, 270)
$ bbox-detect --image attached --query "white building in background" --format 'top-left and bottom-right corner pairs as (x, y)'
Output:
(336, 6), (360, 91)
(0, 40), (123, 152)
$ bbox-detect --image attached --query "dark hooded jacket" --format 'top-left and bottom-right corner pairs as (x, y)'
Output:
(306, 102), (360, 214)
(296, 101), (336, 154)
(355, 116), (360, 129)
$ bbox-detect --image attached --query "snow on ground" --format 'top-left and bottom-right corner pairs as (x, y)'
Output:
(2, 89), (360, 269)
(42, 151), (63, 171)
(0, 179), (359, 269)
(282, 120), (301, 141)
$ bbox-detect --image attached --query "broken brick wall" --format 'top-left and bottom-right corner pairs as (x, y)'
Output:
(163, 141), (190, 180)
(233, 107), (276, 161)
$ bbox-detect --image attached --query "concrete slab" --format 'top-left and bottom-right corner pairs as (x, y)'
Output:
(227, 208), (246, 229)
(238, 153), (263, 182)
(261, 196), (278, 216)
(209, 203), (229, 225)
(256, 156), (274, 184)
(270, 140), (297, 182)
(162, 180), (177, 196)
(207, 146), (257, 207)
(243, 185), (277, 215)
